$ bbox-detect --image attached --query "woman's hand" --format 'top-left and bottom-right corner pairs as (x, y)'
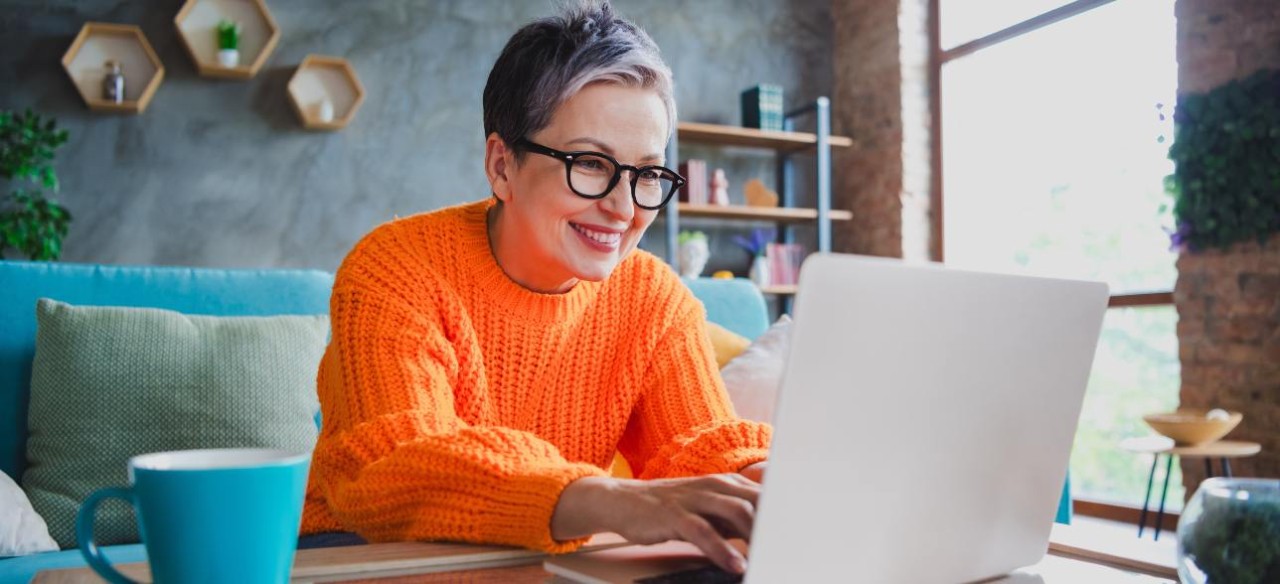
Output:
(739, 461), (766, 484)
(551, 474), (761, 574)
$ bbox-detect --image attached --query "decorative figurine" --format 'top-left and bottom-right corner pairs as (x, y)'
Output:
(102, 60), (124, 104)
(744, 178), (779, 207)
(710, 168), (729, 206)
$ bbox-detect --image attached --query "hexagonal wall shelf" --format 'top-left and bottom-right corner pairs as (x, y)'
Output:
(287, 55), (366, 131)
(175, 0), (280, 79)
(62, 23), (165, 114)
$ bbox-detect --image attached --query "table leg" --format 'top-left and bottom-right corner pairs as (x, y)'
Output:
(1223, 458), (1233, 478)
(1204, 457), (1214, 478)
(1138, 453), (1159, 538)
(1154, 455), (1174, 541)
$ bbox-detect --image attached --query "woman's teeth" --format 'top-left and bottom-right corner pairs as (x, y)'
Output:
(573, 223), (621, 245)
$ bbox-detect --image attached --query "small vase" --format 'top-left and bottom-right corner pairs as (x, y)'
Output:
(317, 99), (336, 123)
(749, 255), (770, 288)
(1177, 478), (1280, 584)
(678, 238), (710, 278)
(217, 48), (240, 68)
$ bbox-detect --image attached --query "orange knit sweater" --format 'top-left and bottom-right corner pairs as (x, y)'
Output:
(301, 199), (772, 553)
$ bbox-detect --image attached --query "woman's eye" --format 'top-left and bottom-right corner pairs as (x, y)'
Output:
(574, 158), (608, 172)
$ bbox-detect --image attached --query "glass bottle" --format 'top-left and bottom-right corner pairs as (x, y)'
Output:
(102, 60), (124, 104)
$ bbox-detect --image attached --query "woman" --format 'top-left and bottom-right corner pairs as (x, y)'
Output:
(301, 1), (770, 574)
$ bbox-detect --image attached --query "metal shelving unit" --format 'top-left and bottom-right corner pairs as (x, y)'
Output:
(663, 97), (849, 306)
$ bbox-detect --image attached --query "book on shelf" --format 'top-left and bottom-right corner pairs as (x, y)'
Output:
(766, 243), (803, 287)
(741, 84), (784, 132)
(678, 159), (707, 204)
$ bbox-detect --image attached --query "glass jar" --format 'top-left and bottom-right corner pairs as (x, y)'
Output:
(1177, 478), (1280, 584)
(102, 60), (124, 103)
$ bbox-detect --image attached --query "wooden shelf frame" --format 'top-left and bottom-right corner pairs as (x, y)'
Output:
(677, 121), (852, 152)
(677, 203), (852, 223)
(61, 23), (165, 114)
(759, 285), (798, 296)
(287, 55), (366, 131)
(175, 0), (281, 79)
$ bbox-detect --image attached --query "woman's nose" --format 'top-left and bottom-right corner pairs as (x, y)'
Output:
(600, 174), (637, 221)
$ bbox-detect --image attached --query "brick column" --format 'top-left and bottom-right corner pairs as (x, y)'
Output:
(1175, 0), (1280, 494)
(830, 0), (933, 261)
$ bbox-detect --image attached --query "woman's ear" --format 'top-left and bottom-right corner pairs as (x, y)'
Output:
(485, 133), (516, 204)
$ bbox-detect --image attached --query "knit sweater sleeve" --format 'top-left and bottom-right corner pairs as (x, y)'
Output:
(617, 306), (773, 479)
(308, 279), (606, 553)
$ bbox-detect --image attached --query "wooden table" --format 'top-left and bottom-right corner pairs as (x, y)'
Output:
(33, 526), (1178, 584)
(1120, 436), (1262, 540)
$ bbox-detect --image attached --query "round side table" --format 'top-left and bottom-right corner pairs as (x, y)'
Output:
(1119, 436), (1262, 541)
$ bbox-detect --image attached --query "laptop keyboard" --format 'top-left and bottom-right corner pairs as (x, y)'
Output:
(634, 565), (744, 583)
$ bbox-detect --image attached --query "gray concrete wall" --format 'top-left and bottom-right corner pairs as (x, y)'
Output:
(1, 0), (831, 271)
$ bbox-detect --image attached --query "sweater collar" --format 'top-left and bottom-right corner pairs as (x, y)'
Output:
(456, 199), (601, 323)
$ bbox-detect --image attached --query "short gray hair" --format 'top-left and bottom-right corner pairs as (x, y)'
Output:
(482, 0), (677, 152)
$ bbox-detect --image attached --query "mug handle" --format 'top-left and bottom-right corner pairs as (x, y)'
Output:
(76, 487), (142, 584)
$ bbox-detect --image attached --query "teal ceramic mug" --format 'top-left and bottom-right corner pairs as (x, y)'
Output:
(75, 448), (311, 584)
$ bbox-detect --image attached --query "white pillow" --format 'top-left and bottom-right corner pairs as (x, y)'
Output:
(0, 472), (58, 556)
(721, 315), (792, 424)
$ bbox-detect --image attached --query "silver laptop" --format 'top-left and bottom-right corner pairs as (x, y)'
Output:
(548, 253), (1109, 583)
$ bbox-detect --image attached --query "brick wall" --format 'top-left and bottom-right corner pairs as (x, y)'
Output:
(1177, 0), (1280, 94)
(830, 0), (933, 260)
(1175, 0), (1280, 494)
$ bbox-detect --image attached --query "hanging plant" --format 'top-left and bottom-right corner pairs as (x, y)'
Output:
(1165, 69), (1280, 252)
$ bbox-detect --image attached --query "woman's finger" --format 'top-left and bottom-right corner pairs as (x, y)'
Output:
(695, 474), (761, 508)
(673, 513), (747, 575)
(688, 492), (755, 541)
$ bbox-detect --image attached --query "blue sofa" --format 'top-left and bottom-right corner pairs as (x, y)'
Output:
(0, 261), (770, 583)
(0, 260), (1070, 583)
(0, 261), (333, 583)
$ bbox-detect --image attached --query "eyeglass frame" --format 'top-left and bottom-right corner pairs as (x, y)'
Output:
(514, 138), (686, 210)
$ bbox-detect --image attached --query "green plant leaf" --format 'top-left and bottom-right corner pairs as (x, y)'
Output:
(1167, 69), (1280, 251)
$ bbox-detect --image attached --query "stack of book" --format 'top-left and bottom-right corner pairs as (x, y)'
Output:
(741, 84), (784, 132)
(766, 243), (803, 287)
(678, 159), (707, 204)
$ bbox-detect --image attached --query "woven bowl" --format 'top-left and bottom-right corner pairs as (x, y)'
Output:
(1143, 410), (1242, 446)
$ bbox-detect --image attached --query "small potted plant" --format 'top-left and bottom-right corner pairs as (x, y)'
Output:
(733, 228), (775, 288)
(677, 231), (709, 278)
(216, 19), (241, 67)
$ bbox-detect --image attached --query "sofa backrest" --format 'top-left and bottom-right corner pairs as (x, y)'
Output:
(0, 262), (767, 482)
(684, 277), (770, 340)
(0, 261), (334, 482)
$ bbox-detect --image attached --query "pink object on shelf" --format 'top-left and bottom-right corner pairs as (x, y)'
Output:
(710, 168), (729, 206)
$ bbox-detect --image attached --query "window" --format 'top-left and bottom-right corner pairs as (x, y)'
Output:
(937, 0), (1182, 509)
(940, 0), (1077, 50)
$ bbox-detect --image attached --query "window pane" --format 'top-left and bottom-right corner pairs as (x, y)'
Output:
(942, 0), (1177, 294)
(1072, 306), (1183, 509)
(940, 0), (1076, 50)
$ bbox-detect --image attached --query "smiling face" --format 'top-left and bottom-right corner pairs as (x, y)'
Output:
(485, 83), (670, 293)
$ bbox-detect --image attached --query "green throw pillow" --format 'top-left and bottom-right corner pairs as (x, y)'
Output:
(22, 299), (328, 549)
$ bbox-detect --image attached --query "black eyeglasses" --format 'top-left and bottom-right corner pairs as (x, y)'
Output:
(515, 138), (686, 210)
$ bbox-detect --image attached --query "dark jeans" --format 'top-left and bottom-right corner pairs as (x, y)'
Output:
(297, 531), (368, 550)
